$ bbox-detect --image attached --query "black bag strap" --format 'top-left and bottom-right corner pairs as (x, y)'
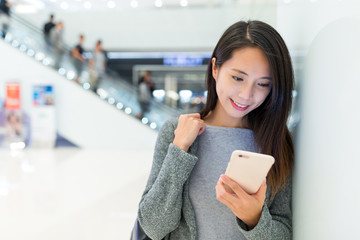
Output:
(130, 218), (151, 240)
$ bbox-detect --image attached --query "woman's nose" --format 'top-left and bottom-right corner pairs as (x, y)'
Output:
(238, 82), (253, 100)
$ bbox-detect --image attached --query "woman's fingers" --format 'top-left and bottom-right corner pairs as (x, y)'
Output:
(215, 178), (237, 209)
(184, 112), (201, 118)
(254, 179), (267, 202)
(216, 175), (266, 229)
(173, 114), (206, 152)
(220, 175), (248, 197)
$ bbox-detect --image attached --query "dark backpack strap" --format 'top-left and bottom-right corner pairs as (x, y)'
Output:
(130, 218), (152, 240)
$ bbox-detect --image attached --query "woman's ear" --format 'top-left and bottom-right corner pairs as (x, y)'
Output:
(212, 57), (218, 81)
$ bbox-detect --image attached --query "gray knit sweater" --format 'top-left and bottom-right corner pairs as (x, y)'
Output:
(138, 118), (292, 240)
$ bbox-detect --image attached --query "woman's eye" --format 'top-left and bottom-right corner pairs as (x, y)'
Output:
(232, 76), (243, 81)
(258, 82), (271, 87)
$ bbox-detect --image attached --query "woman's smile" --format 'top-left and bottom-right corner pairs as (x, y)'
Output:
(230, 98), (250, 111)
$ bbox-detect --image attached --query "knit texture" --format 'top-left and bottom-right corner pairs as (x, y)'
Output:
(138, 118), (292, 240)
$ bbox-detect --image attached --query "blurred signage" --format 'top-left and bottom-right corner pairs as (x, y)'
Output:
(5, 83), (21, 110)
(31, 85), (56, 148)
(164, 56), (204, 66)
(4, 110), (25, 143)
(33, 85), (54, 106)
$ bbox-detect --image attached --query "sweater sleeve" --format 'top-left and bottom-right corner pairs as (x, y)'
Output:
(138, 119), (198, 240)
(237, 178), (292, 240)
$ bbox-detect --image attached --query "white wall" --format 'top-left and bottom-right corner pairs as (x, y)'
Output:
(0, 40), (157, 150)
(276, 2), (360, 239)
(277, 0), (360, 52)
(19, 5), (277, 50)
(293, 18), (360, 240)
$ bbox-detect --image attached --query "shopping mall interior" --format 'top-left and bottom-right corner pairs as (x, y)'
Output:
(0, 0), (360, 239)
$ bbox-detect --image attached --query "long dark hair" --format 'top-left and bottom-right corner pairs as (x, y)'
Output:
(200, 20), (294, 197)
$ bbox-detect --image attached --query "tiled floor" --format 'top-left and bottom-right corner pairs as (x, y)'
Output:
(0, 147), (153, 240)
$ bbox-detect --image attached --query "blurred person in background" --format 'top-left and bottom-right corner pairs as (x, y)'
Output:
(88, 40), (107, 93)
(43, 14), (55, 49)
(0, 0), (13, 38)
(136, 71), (154, 119)
(50, 21), (64, 69)
(71, 34), (86, 83)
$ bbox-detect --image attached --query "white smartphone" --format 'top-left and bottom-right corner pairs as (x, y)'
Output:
(224, 150), (275, 194)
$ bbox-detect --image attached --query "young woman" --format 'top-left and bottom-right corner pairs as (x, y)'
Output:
(137, 20), (294, 240)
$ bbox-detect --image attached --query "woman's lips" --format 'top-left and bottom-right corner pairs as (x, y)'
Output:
(230, 98), (250, 111)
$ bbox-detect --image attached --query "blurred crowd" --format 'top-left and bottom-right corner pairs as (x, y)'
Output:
(43, 14), (107, 92)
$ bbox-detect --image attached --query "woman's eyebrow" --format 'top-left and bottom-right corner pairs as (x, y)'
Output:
(231, 68), (272, 80)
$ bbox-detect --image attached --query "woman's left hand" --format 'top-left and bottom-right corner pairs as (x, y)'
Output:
(215, 174), (267, 229)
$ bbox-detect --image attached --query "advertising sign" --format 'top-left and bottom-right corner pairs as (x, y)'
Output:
(5, 83), (21, 110)
(2, 83), (26, 146)
(33, 85), (54, 106)
(31, 85), (56, 148)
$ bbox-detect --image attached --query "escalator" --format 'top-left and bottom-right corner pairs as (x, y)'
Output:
(0, 13), (183, 149)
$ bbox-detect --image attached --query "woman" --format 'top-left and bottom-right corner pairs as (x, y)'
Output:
(137, 20), (294, 240)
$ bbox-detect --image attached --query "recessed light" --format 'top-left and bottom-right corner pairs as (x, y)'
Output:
(84, 1), (92, 8)
(180, 0), (188, 7)
(155, 0), (163, 7)
(131, 0), (138, 8)
(107, 0), (116, 8)
(60, 2), (69, 9)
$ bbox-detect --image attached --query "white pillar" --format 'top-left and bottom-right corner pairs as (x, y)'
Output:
(294, 18), (360, 240)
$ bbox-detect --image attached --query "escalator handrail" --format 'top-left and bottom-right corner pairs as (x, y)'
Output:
(7, 12), (183, 125)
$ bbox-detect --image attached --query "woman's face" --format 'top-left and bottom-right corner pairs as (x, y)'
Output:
(211, 47), (272, 128)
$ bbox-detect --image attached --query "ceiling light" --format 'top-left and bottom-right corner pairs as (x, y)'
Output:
(60, 2), (69, 9)
(24, 0), (45, 9)
(130, 0), (138, 8)
(179, 90), (192, 102)
(153, 89), (165, 100)
(14, 4), (39, 13)
(83, 1), (92, 8)
(180, 0), (188, 7)
(167, 90), (179, 100)
(107, 0), (116, 8)
(154, 0), (162, 7)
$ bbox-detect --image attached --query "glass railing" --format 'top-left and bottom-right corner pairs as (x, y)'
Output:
(1, 13), (184, 130)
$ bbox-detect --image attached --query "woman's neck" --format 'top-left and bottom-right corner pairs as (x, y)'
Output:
(203, 108), (248, 129)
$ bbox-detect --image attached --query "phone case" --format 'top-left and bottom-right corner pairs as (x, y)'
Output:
(224, 150), (275, 194)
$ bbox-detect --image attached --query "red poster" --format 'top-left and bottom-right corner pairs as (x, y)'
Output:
(5, 83), (21, 110)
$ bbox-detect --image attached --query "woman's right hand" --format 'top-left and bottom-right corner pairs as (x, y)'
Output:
(173, 113), (206, 152)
